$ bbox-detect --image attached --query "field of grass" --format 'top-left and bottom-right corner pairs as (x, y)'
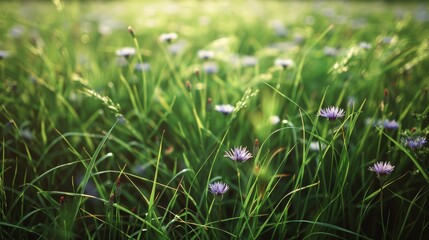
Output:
(1, 0), (429, 239)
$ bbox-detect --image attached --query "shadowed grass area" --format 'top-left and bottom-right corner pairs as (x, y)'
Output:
(1, 0), (429, 239)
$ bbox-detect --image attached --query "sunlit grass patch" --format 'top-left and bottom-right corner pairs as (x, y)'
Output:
(1, 1), (428, 239)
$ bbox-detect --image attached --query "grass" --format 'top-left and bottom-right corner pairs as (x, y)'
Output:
(1, 0), (429, 239)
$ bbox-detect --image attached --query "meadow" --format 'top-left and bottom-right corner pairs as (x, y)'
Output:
(1, 0), (429, 239)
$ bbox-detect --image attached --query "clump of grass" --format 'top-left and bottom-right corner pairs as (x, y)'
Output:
(1, 1), (429, 239)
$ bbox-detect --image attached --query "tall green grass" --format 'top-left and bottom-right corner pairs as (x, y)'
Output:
(1, 1), (428, 239)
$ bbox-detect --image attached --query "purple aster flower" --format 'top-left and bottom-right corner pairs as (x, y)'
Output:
(319, 106), (345, 121)
(402, 136), (427, 149)
(383, 119), (399, 130)
(368, 161), (395, 176)
(215, 104), (234, 115)
(203, 62), (218, 74)
(208, 181), (230, 196)
(224, 146), (253, 162)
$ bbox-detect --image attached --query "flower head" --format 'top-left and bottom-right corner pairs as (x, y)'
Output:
(309, 141), (326, 152)
(215, 104), (234, 115)
(134, 62), (150, 72)
(269, 115), (281, 125)
(198, 50), (215, 60)
(208, 181), (230, 196)
(402, 136), (427, 149)
(159, 32), (178, 43)
(241, 56), (258, 67)
(382, 119), (399, 130)
(274, 58), (294, 69)
(323, 46), (339, 57)
(368, 161), (395, 176)
(0, 50), (10, 60)
(319, 106), (345, 121)
(115, 47), (136, 58)
(203, 62), (219, 74)
(224, 146), (253, 162)
(359, 41), (372, 50)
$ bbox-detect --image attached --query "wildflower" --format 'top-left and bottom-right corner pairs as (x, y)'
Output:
(208, 181), (230, 196)
(269, 115), (281, 125)
(270, 20), (288, 37)
(99, 24), (112, 36)
(309, 141), (326, 151)
(9, 25), (25, 38)
(323, 46), (339, 57)
(294, 34), (305, 44)
(134, 62), (150, 72)
(115, 47), (136, 58)
(215, 104), (234, 115)
(203, 62), (218, 74)
(159, 32), (178, 43)
(402, 136), (427, 149)
(198, 50), (215, 60)
(368, 161), (395, 176)
(318, 106), (345, 121)
(381, 36), (394, 45)
(224, 146), (253, 162)
(168, 40), (187, 55)
(359, 42), (372, 50)
(274, 58), (294, 69)
(0, 50), (10, 60)
(116, 57), (128, 67)
(241, 56), (258, 67)
(382, 119), (399, 130)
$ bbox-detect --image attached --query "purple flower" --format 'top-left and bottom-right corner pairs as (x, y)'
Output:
(224, 146), (253, 162)
(203, 62), (218, 74)
(319, 106), (345, 121)
(215, 104), (234, 115)
(402, 136), (427, 149)
(382, 119), (399, 130)
(368, 161), (395, 176)
(208, 181), (230, 196)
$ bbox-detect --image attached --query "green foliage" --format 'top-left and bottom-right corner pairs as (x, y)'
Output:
(1, 1), (429, 239)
